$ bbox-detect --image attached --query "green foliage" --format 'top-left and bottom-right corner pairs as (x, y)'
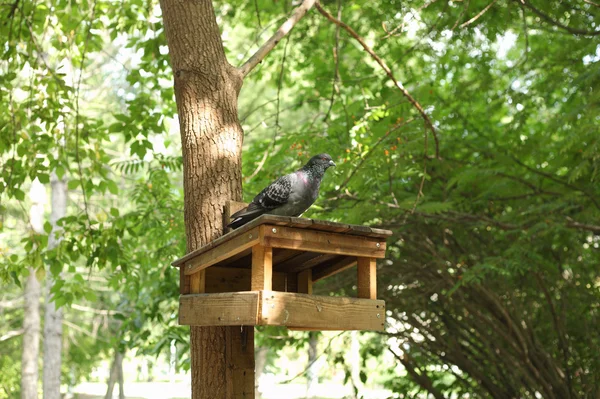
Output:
(1, 0), (599, 396)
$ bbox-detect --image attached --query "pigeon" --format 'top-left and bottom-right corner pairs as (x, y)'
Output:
(228, 153), (336, 229)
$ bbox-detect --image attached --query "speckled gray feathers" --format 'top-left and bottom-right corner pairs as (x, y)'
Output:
(228, 153), (336, 229)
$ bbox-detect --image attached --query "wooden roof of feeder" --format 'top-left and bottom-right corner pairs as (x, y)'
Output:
(172, 215), (393, 331)
(172, 214), (392, 280)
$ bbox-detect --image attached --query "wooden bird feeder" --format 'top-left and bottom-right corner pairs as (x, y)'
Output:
(172, 203), (392, 331)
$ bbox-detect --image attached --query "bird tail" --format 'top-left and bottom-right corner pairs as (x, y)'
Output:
(227, 205), (265, 229)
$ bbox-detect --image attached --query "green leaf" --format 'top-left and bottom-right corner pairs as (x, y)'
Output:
(53, 296), (66, 309)
(44, 221), (53, 234)
(113, 313), (126, 321)
(83, 290), (97, 302)
(50, 261), (62, 276)
(10, 271), (21, 288)
(68, 180), (79, 190)
(14, 189), (25, 201)
(37, 173), (50, 184)
(56, 165), (65, 179)
(107, 180), (119, 195)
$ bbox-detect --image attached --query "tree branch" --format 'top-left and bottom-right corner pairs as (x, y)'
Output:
(338, 118), (417, 191)
(0, 329), (23, 342)
(315, 1), (440, 159)
(460, 0), (498, 28)
(389, 348), (446, 399)
(565, 218), (600, 234)
(516, 0), (600, 36)
(239, 0), (316, 78)
(323, 0), (342, 122)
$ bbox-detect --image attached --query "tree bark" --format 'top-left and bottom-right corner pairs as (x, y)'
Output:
(22, 179), (45, 399)
(104, 355), (117, 399)
(307, 332), (319, 398)
(104, 350), (124, 399)
(43, 174), (66, 399)
(21, 269), (41, 399)
(348, 331), (363, 398)
(158, 0), (247, 398)
(117, 352), (125, 399)
(255, 346), (268, 398)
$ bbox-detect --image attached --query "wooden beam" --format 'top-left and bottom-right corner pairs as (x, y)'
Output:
(180, 290), (385, 330)
(259, 291), (385, 331)
(274, 251), (322, 273)
(251, 244), (273, 291)
(215, 248), (252, 268)
(189, 271), (205, 294)
(286, 272), (298, 293)
(180, 267), (191, 295)
(357, 257), (377, 299)
(272, 248), (302, 264)
(312, 256), (357, 282)
(261, 225), (386, 258)
(179, 292), (259, 326)
(297, 269), (312, 295)
(226, 326), (254, 397)
(205, 266), (295, 293)
(172, 214), (391, 268)
(184, 226), (260, 275)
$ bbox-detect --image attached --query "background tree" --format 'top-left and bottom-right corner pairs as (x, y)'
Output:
(1, 0), (599, 398)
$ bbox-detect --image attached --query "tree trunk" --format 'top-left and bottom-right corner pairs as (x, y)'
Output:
(348, 331), (362, 399)
(255, 347), (268, 398)
(117, 352), (125, 399)
(307, 332), (319, 398)
(21, 269), (41, 399)
(104, 350), (124, 399)
(158, 0), (248, 398)
(43, 174), (67, 399)
(22, 179), (45, 399)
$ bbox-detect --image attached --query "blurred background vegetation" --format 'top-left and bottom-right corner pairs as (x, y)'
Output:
(1, 0), (599, 398)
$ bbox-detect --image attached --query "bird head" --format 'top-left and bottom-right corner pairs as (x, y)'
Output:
(306, 153), (336, 170)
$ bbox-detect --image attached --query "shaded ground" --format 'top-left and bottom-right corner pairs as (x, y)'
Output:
(72, 381), (392, 399)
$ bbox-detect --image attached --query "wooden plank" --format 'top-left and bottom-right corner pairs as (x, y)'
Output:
(300, 253), (338, 270)
(312, 256), (357, 282)
(261, 225), (387, 259)
(274, 251), (323, 273)
(180, 267), (191, 294)
(190, 271), (205, 294)
(172, 214), (391, 268)
(286, 217), (314, 228)
(226, 326), (254, 398)
(369, 227), (394, 237)
(357, 257), (377, 299)
(216, 248), (252, 268)
(205, 266), (293, 293)
(272, 248), (302, 265)
(179, 292), (259, 326)
(183, 226), (260, 275)
(259, 291), (385, 331)
(286, 272), (298, 293)
(308, 219), (352, 233)
(251, 243), (273, 291)
(173, 220), (259, 267)
(297, 269), (312, 295)
(215, 201), (255, 399)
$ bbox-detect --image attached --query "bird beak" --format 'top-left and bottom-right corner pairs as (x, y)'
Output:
(329, 160), (336, 167)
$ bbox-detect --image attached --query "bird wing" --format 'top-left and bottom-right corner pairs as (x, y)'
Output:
(255, 174), (293, 209)
(230, 174), (293, 219)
